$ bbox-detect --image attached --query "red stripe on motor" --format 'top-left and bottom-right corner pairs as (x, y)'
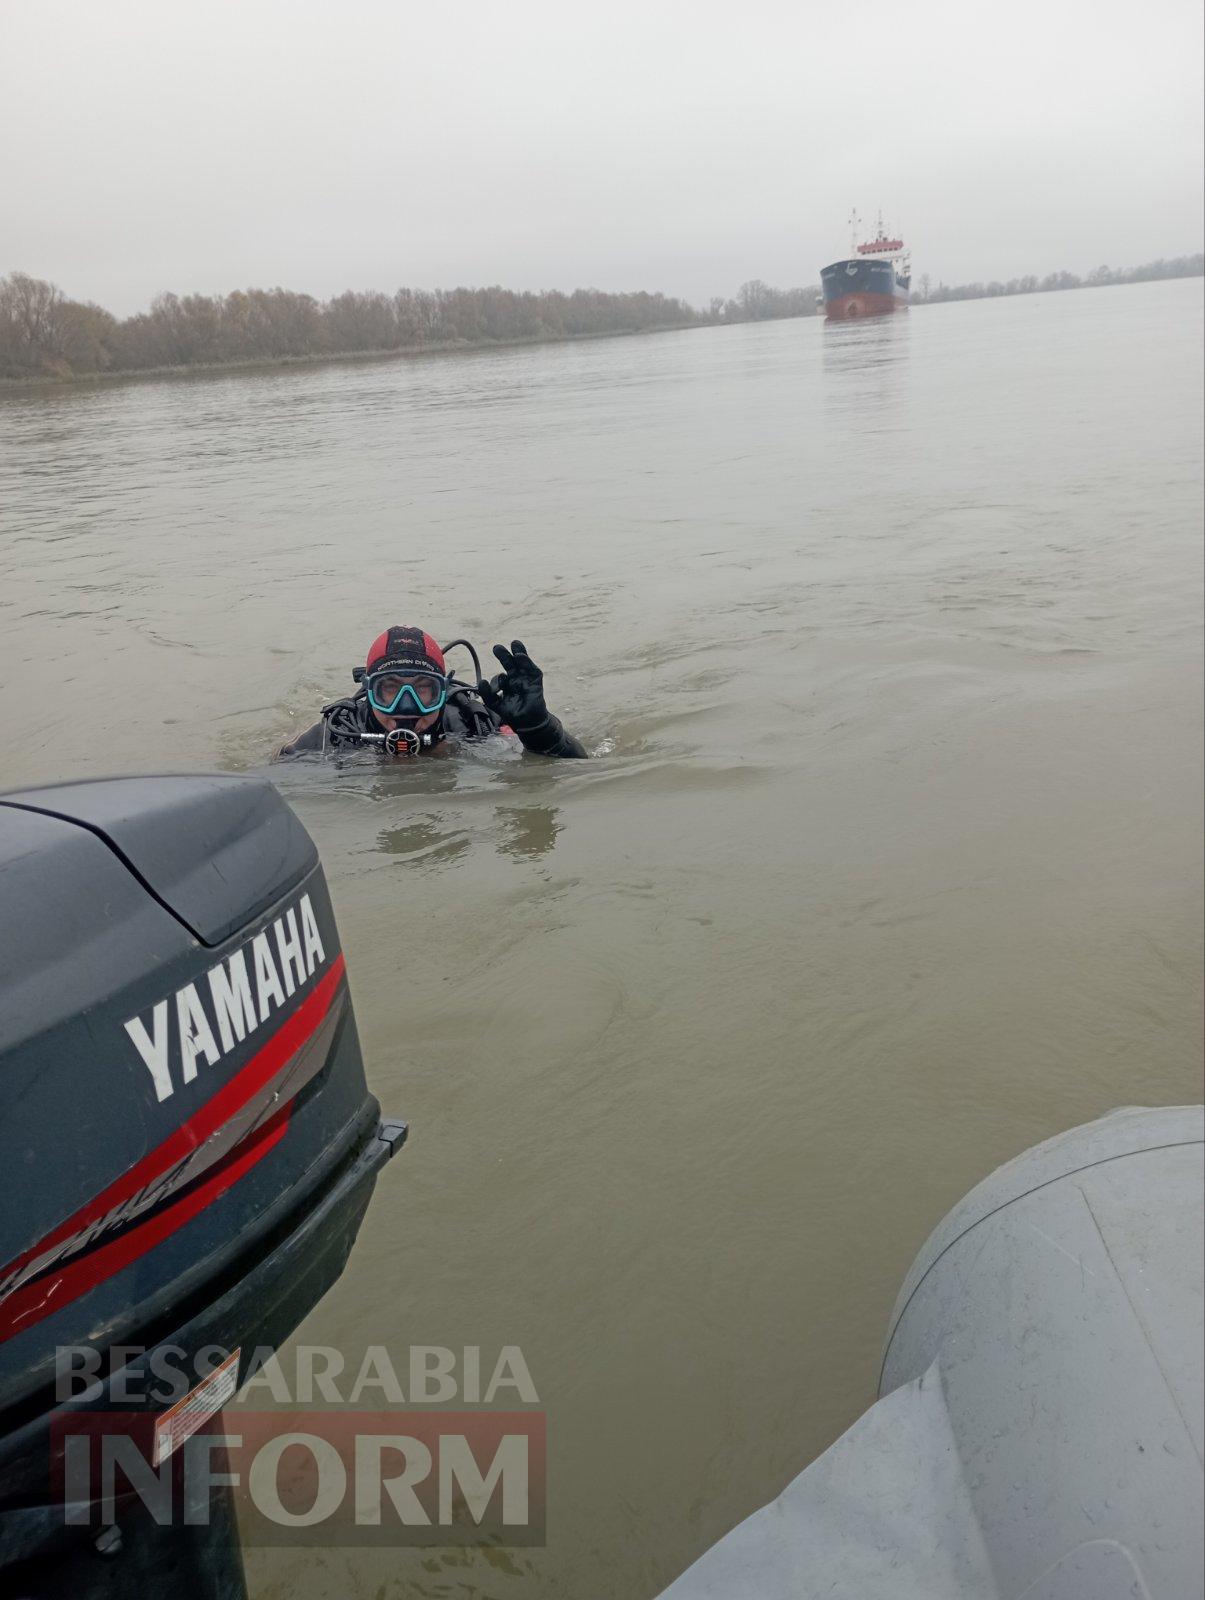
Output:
(0, 1106), (292, 1342)
(0, 955), (346, 1292)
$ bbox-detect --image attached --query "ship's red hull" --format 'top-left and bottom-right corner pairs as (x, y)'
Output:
(824, 290), (907, 321)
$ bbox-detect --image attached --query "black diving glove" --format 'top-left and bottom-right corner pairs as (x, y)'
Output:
(477, 641), (587, 759)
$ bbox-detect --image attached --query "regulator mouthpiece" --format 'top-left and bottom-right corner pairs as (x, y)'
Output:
(385, 727), (422, 757)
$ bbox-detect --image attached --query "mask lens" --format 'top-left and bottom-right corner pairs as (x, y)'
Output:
(411, 675), (444, 708)
(371, 674), (404, 707)
(367, 670), (446, 714)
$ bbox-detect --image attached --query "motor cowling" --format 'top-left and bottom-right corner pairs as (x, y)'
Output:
(0, 775), (404, 1597)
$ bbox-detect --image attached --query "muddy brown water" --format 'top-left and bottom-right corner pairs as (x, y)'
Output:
(1, 279), (1202, 1598)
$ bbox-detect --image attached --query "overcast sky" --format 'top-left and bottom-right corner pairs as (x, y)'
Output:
(2, 0), (1202, 315)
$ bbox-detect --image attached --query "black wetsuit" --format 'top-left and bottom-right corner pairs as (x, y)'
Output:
(275, 687), (586, 759)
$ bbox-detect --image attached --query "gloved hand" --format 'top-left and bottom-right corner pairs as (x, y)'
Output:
(478, 640), (588, 758)
(477, 641), (549, 732)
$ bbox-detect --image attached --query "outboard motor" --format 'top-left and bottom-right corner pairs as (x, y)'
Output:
(0, 775), (405, 1598)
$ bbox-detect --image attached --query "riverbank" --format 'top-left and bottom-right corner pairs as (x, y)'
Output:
(0, 318), (718, 393)
(0, 274), (714, 391)
(3, 260), (1200, 394)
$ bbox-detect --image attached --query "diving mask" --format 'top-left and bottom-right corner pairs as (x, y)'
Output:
(365, 668), (448, 718)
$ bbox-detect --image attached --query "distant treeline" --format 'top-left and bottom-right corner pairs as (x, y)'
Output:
(0, 276), (714, 381)
(710, 281), (818, 322)
(0, 270), (826, 380)
(2, 253), (1201, 381)
(915, 254), (1203, 304)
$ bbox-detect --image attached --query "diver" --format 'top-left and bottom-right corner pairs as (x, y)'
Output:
(274, 625), (587, 760)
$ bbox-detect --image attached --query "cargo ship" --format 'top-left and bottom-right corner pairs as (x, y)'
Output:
(820, 211), (910, 320)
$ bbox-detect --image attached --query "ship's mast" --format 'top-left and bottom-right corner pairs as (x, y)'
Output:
(843, 205), (911, 281)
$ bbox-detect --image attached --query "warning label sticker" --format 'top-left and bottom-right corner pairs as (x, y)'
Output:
(153, 1348), (241, 1467)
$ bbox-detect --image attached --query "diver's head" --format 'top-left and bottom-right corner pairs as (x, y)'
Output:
(363, 626), (448, 737)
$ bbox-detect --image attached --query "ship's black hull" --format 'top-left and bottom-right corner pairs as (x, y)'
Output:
(820, 258), (909, 320)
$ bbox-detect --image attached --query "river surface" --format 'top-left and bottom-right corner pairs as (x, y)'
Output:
(1, 279), (1202, 1598)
